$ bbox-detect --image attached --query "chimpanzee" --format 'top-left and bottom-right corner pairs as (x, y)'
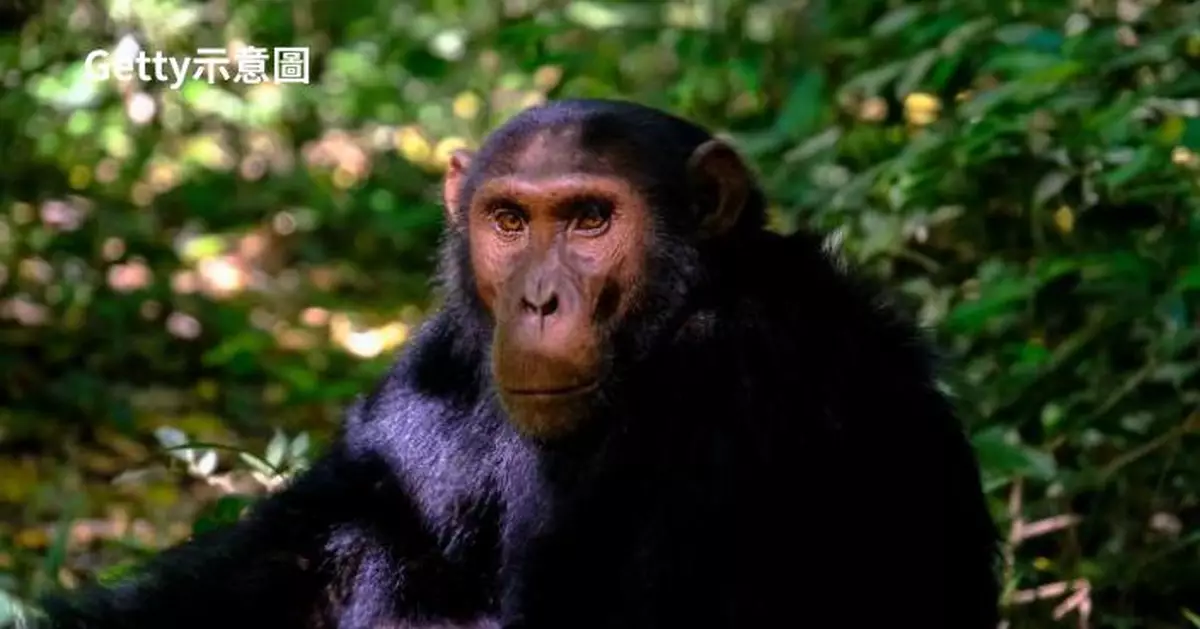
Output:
(34, 99), (1000, 629)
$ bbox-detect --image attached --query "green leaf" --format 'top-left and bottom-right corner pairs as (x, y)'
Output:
(239, 452), (280, 478)
(265, 430), (288, 468)
(939, 17), (995, 54)
(982, 50), (1064, 76)
(1033, 170), (1072, 207)
(840, 60), (906, 97)
(944, 278), (1036, 333)
(1103, 146), (1156, 189)
(291, 432), (311, 460)
(0, 588), (40, 627)
(895, 49), (940, 98)
(972, 428), (1058, 481)
(872, 6), (924, 37)
(774, 71), (825, 141)
(1182, 118), (1200, 151)
(1176, 267), (1200, 292)
(192, 494), (255, 536)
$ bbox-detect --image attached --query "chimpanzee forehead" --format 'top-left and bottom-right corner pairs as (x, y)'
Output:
(480, 123), (632, 180)
(460, 100), (713, 207)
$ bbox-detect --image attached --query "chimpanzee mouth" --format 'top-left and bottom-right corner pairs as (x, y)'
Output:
(502, 381), (600, 397)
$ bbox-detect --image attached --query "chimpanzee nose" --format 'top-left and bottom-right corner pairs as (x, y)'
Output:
(521, 277), (559, 318)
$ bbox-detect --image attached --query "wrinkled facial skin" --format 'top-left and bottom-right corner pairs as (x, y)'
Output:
(444, 139), (651, 439)
(443, 125), (749, 441)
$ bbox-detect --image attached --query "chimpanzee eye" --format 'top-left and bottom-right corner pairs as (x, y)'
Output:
(572, 198), (614, 233)
(490, 204), (526, 234)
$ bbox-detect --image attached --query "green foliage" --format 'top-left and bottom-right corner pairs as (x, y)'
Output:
(1, 1), (1198, 627)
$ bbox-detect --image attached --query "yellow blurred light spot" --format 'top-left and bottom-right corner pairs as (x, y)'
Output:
(196, 379), (218, 401)
(766, 206), (789, 233)
(394, 126), (432, 164)
(198, 257), (247, 296)
(332, 167), (357, 189)
(1054, 205), (1075, 234)
(343, 330), (387, 358)
(520, 92), (547, 110)
(859, 97), (887, 122)
(69, 165), (92, 189)
(0, 459), (37, 502)
(1185, 33), (1200, 57)
(1160, 116), (1186, 144)
(452, 92), (482, 119)
(433, 137), (471, 170)
(1033, 557), (1052, 571)
(264, 383), (287, 404)
(146, 483), (179, 507)
(1172, 146), (1198, 167)
(533, 65), (563, 90)
(149, 163), (180, 192)
(301, 307), (330, 326)
(15, 528), (48, 549)
(903, 92), (941, 126)
(180, 235), (224, 263)
(330, 316), (410, 358)
(130, 183), (154, 207)
(11, 202), (34, 224)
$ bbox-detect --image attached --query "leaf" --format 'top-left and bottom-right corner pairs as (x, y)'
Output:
(290, 432), (311, 460)
(957, 82), (1021, 119)
(154, 427), (194, 464)
(1182, 118), (1200, 151)
(1033, 170), (1072, 207)
(239, 452), (280, 478)
(972, 428), (1058, 481)
(782, 127), (842, 164)
(195, 450), (218, 476)
(1175, 267), (1200, 292)
(193, 494), (255, 536)
(944, 278), (1036, 333)
(154, 426), (187, 449)
(895, 49), (940, 98)
(939, 17), (995, 55)
(95, 559), (146, 586)
(1103, 146), (1156, 189)
(872, 6), (924, 37)
(0, 588), (39, 627)
(840, 60), (906, 97)
(1183, 607), (1200, 627)
(265, 430), (288, 469)
(774, 71), (825, 141)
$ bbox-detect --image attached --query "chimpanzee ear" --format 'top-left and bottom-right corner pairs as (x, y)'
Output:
(686, 139), (751, 239)
(442, 149), (474, 231)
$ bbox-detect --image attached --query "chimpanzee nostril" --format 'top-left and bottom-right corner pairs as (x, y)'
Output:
(521, 292), (559, 317)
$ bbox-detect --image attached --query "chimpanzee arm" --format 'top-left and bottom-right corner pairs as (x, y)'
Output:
(35, 404), (499, 629)
(35, 448), (369, 629)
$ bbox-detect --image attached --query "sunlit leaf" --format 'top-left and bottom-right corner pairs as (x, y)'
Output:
(195, 450), (219, 476)
(265, 430), (288, 468)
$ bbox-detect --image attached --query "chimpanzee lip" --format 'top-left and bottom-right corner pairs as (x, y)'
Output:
(502, 381), (600, 397)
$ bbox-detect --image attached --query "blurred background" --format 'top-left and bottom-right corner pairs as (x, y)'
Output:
(0, 0), (1198, 627)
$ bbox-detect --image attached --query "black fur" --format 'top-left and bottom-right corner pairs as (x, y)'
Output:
(33, 99), (1000, 629)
